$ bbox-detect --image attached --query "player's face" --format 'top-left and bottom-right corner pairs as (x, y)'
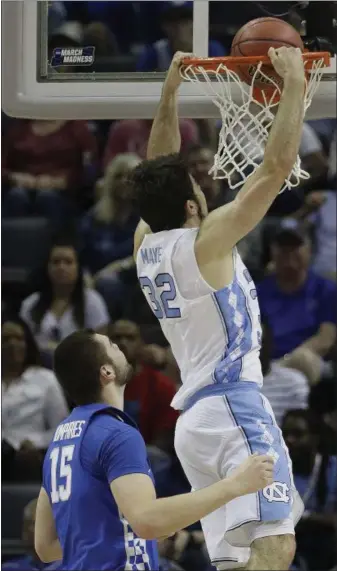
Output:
(94, 333), (133, 386)
(48, 246), (79, 286)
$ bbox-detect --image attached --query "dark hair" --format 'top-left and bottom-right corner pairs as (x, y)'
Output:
(282, 408), (322, 437)
(130, 153), (196, 232)
(2, 314), (41, 368)
(30, 235), (85, 333)
(53, 330), (109, 405)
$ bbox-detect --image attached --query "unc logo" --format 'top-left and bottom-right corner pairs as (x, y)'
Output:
(263, 482), (290, 503)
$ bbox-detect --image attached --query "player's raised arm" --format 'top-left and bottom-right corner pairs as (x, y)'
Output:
(134, 52), (191, 256)
(196, 47), (306, 260)
(111, 453), (273, 540)
(147, 51), (188, 160)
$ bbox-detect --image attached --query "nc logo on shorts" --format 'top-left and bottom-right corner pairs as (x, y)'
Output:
(262, 482), (290, 503)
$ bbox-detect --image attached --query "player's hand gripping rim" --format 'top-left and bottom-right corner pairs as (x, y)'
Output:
(268, 46), (306, 82)
(163, 51), (195, 93)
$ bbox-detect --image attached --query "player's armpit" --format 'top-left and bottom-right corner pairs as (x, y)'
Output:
(35, 487), (62, 563)
(133, 219), (151, 260)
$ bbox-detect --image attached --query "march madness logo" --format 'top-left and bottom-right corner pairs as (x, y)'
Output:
(51, 46), (95, 67)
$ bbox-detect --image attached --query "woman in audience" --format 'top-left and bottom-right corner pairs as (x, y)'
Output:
(79, 153), (140, 318)
(282, 409), (337, 571)
(2, 315), (69, 481)
(2, 119), (97, 223)
(20, 236), (110, 360)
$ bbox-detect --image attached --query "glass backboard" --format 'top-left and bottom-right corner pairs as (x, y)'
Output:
(2, 1), (336, 120)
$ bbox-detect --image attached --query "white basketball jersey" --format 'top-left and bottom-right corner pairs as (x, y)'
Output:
(136, 228), (263, 410)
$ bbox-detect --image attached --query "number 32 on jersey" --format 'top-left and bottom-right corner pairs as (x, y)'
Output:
(139, 273), (181, 319)
(50, 445), (74, 504)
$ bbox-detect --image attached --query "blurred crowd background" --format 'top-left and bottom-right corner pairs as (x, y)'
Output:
(1, 2), (336, 571)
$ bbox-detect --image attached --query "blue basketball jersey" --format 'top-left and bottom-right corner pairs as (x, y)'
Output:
(43, 403), (159, 570)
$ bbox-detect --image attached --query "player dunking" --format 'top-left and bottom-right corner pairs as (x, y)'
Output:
(131, 48), (306, 570)
(34, 330), (273, 570)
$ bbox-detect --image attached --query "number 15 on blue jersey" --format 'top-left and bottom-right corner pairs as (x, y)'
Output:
(139, 273), (181, 319)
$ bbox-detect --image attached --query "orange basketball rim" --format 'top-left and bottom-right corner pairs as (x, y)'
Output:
(181, 51), (330, 104)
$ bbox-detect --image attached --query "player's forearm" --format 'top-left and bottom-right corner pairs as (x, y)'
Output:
(233, 73), (306, 222)
(146, 85), (181, 160)
(263, 74), (305, 176)
(135, 477), (237, 539)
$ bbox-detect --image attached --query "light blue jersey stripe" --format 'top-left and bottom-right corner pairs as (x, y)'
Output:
(213, 277), (253, 384)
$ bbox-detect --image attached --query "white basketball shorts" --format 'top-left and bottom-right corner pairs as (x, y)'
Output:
(174, 383), (304, 570)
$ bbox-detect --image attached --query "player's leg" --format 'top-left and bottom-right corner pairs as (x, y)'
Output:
(221, 388), (300, 571)
(175, 387), (302, 570)
(245, 534), (296, 570)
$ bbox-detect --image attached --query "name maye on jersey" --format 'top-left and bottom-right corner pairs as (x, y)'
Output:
(51, 46), (95, 67)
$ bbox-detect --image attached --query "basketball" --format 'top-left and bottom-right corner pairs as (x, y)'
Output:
(231, 17), (304, 88)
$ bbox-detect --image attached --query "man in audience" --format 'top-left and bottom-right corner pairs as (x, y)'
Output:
(185, 145), (229, 211)
(282, 410), (337, 571)
(267, 122), (329, 218)
(257, 223), (336, 360)
(108, 320), (179, 452)
(260, 321), (309, 426)
(2, 498), (54, 571)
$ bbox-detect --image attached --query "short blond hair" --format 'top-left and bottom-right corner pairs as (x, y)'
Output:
(95, 153), (140, 224)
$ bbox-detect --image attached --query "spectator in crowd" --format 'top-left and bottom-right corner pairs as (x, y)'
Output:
(257, 223), (336, 360)
(2, 120), (97, 222)
(79, 153), (140, 316)
(136, 3), (226, 72)
(184, 144), (229, 211)
(2, 316), (68, 482)
(108, 320), (179, 452)
(282, 409), (337, 571)
(260, 321), (309, 426)
(83, 21), (119, 57)
(103, 119), (199, 166)
(2, 498), (54, 571)
(159, 531), (211, 571)
(328, 127), (336, 188)
(20, 237), (110, 358)
(267, 122), (329, 218)
(309, 191), (337, 280)
(48, 1), (67, 35)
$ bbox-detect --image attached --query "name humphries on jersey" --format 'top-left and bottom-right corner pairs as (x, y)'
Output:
(51, 46), (95, 67)
(53, 420), (86, 442)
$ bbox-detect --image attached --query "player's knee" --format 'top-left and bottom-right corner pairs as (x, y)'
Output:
(251, 533), (296, 568)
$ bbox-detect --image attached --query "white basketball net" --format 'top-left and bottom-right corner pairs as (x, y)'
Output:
(181, 58), (326, 192)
